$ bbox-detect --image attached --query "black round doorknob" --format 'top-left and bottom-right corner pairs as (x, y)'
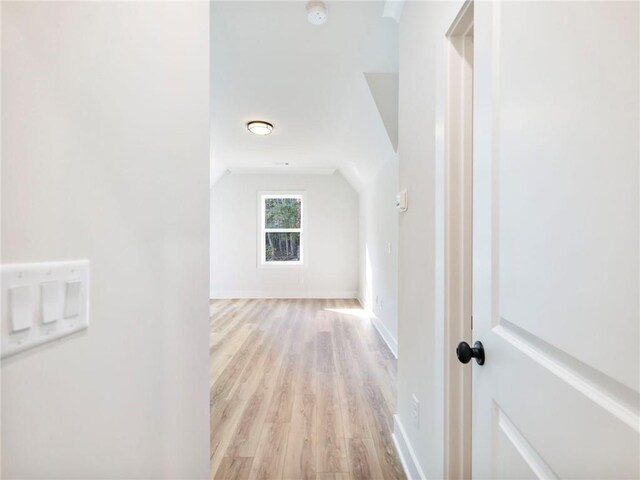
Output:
(456, 341), (485, 365)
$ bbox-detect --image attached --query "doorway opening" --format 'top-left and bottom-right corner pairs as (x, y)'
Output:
(208, 2), (403, 479)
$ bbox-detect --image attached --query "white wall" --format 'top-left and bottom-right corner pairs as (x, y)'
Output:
(1, 3), (210, 478)
(210, 172), (359, 298)
(358, 157), (399, 356)
(395, 1), (464, 478)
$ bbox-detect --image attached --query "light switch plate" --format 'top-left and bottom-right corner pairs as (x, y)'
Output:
(395, 189), (408, 212)
(2, 260), (89, 359)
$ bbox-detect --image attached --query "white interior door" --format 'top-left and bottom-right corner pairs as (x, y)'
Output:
(472, 2), (639, 478)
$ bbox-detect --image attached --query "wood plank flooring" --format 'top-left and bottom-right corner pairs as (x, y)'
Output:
(210, 299), (405, 480)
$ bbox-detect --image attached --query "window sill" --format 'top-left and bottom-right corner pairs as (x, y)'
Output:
(258, 261), (305, 269)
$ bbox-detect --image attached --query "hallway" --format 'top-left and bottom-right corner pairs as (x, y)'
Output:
(210, 299), (405, 480)
(1, 1), (638, 478)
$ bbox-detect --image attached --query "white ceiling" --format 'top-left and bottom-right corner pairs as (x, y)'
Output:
(210, 1), (399, 190)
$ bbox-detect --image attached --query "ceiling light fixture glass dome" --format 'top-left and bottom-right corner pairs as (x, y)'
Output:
(247, 121), (273, 135)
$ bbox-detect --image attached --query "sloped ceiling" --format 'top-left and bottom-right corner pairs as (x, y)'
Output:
(210, 1), (398, 191)
(365, 72), (399, 152)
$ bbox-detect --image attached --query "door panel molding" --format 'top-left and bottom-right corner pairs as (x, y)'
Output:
(495, 319), (640, 432)
(497, 406), (558, 480)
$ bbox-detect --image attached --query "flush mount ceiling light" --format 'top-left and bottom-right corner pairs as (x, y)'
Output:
(247, 121), (273, 135)
(307, 1), (328, 25)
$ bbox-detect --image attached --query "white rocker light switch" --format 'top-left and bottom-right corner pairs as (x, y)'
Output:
(41, 281), (61, 324)
(9, 285), (32, 333)
(64, 280), (82, 319)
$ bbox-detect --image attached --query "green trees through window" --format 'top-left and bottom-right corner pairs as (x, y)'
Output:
(261, 195), (303, 264)
(264, 198), (301, 229)
(265, 232), (300, 261)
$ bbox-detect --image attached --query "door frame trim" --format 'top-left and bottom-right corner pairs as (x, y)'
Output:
(443, 1), (474, 478)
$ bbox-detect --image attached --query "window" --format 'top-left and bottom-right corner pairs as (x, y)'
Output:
(259, 193), (304, 266)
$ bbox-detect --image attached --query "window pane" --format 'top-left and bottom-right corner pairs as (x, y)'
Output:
(265, 232), (301, 262)
(264, 197), (301, 228)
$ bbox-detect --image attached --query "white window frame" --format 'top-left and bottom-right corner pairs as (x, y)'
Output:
(258, 191), (305, 267)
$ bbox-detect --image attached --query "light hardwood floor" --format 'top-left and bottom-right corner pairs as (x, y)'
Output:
(210, 298), (406, 480)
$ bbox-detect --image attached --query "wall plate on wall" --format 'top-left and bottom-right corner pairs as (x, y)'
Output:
(1, 260), (90, 359)
(396, 189), (408, 212)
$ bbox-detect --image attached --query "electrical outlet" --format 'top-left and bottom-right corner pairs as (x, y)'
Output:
(412, 394), (420, 428)
(387, 242), (392, 255)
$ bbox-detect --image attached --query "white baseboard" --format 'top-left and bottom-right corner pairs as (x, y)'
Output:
(357, 298), (398, 358)
(210, 290), (358, 299)
(370, 315), (398, 358)
(392, 414), (428, 480)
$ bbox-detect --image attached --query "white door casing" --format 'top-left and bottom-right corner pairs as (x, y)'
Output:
(472, 2), (639, 478)
(444, 2), (474, 478)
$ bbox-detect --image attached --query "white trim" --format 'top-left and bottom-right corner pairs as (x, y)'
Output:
(392, 414), (428, 480)
(228, 167), (336, 175)
(357, 298), (398, 358)
(442, 2), (474, 479)
(210, 290), (358, 300)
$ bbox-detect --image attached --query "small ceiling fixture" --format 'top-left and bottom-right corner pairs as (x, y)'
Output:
(247, 121), (273, 135)
(307, 1), (328, 25)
